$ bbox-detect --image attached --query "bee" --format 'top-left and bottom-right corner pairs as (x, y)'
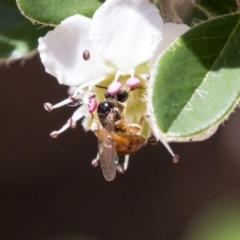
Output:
(94, 89), (146, 181)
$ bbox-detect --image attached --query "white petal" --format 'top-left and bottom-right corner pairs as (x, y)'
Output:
(38, 15), (106, 87)
(159, 23), (189, 54)
(165, 124), (219, 142)
(150, 23), (189, 68)
(68, 86), (77, 95)
(90, 0), (163, 71)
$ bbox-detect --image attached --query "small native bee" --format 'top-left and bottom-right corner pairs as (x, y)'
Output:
(94, 89), (146, 181)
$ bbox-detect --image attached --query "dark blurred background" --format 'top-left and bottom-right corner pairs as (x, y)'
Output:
(1, 55), (240, 240)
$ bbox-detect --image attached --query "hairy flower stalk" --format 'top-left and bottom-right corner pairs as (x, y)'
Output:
(39, 0), (189, 168)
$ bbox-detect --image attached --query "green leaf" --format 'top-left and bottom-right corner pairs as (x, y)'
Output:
(150, 13), (240, 139)
(199, 0), (238, 16)
(16, 0), (104, 26)
(0, 0), (50, 61)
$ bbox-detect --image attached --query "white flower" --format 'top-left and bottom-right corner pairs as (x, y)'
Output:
(39, 0), (189, 159)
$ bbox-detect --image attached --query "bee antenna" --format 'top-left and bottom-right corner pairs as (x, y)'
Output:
(95, 85), (107, 89)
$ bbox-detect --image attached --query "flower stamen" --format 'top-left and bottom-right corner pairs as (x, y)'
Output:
(69, 95), (78, 102)
(50, 122), (69, 138)
(44, 94), (84, 114)
(126, 76), (141, 89)
(50, 131), (59, 138)
(48, 103), (88, 138)
(44, 102), (53, 112)
(88, 95), (97, 113)
(107, 80), (123, 95)
(107, 69), (129, 94)
(173, 154), (180, 163)
(68, 118), (77, 129)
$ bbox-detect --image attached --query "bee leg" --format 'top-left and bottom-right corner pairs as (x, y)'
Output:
(123, 155), (129, 171)
(125, 124), (141, 134)
(138, 114), (149, 126)
(91, 153), (99, 167)
(117, 164), (125, 174)
(117, 155), (130, 174)
(114, 119), (128, 132)
(123, 114), (146, 135)
(115, 119), (141, 135)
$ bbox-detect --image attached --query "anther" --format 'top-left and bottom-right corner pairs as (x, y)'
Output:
(107, 81), (123, 95)
(68, 118), (77, 129)
(50, 131), (59, 138)
(173, 154), (180, 163)
(83, 50), (90, 61)
(44, 102), (53, 112)
(126, 77), (140, 89)
(89, 96), (97, 113)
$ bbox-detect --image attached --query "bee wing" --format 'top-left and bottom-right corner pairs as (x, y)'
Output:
(98, 115), (118, 181)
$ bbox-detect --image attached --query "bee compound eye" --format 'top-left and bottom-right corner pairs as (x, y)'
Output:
(97, 101), (114, 114)
(104, 90), (128, 103)
(117, 90), (128, 103)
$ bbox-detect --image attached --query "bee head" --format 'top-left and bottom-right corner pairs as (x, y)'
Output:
(97, 100), (122, 127)
(104, 90), (129, 103)
(97, 101), (115, 115)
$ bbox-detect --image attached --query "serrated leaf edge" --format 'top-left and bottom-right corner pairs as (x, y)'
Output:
(16, 0), (57, 27)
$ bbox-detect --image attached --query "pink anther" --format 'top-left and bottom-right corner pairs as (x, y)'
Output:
(50, 131), (58, 138)
(68, 118), (77, 129)
(173, 154), (180, 163)
(44, 102), (52, 112)
(126, 77), (140, 89)
(88, 96), (97, 113)
(107, 81), (123, 95)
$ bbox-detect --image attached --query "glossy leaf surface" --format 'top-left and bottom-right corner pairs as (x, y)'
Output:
(150, 13), (240, 139)
(16, 0), (103, 26)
